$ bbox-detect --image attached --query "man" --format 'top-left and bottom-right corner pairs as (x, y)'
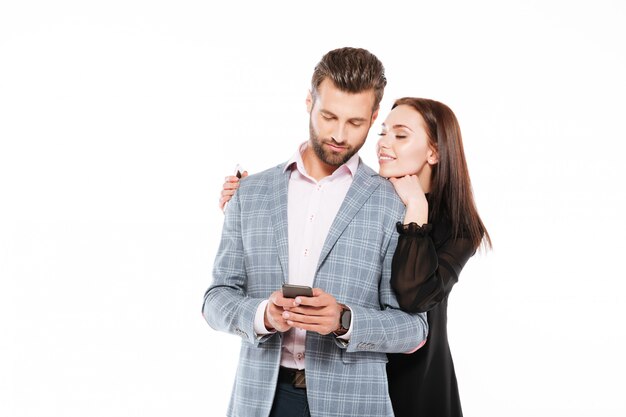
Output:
(203, 47), (428, 417)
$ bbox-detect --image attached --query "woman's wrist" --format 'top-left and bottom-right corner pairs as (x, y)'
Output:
(403, 197), (428, 225)
(403, 206), (428, 225)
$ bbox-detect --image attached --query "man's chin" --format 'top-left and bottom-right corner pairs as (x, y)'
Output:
(319, 150), (349, 167)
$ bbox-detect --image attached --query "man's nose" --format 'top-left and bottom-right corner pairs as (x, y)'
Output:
(331, 124), (348, 144)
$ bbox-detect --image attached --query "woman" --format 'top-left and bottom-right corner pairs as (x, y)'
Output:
(219, 97), (491, 417)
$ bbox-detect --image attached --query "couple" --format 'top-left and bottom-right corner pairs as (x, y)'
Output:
(204, 47), (490, 417)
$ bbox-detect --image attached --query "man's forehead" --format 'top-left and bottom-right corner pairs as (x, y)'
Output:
(314, 79), (376, 116)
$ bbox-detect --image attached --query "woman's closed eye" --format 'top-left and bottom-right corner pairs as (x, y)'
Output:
(378, 131), (406, 139)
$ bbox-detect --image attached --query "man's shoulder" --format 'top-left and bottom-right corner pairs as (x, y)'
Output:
(357, 162), (401, 198)
(238, 163), (286, 191)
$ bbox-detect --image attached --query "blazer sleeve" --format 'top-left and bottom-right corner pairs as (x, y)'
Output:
(201, 188), (275, 346)
(338, 212), (429, 354)
(390, 222), (475, 313)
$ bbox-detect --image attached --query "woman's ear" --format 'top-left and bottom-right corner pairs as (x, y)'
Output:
(427, 148), (439, 165)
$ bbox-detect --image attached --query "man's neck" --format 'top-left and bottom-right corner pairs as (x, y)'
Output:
(301, 146), (338, 181)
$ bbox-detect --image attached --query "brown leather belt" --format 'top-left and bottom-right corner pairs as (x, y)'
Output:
(278, 366), (306, 389)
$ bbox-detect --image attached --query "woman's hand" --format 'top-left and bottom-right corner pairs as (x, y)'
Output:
(389, 175), (425, 206)
(219, 171), (248, 211)
(389, 175), (429, 225)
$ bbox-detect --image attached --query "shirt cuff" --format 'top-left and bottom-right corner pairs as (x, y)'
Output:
(253, 300), (276, 337)
(336, 306), (353, 341)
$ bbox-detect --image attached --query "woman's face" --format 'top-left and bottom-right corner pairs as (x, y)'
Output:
(376, 105), (437, 179)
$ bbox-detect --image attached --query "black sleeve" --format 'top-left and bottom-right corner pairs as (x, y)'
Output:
(390, 221), (475, 313)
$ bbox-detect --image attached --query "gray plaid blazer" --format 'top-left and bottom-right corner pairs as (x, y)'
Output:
(203, 159), (428, 417)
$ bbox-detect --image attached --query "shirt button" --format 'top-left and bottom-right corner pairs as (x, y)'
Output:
(296, 353), (304, 360)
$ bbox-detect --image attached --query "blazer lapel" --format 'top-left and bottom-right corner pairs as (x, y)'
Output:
(316, 160), (380, 273)
(269, 165), (291, 283)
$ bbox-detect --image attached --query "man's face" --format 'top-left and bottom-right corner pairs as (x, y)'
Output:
(307, 79), (378, 167)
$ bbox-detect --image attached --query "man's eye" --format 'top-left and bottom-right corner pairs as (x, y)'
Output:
(350, 121), (363, 127)
(396, 135), (407, 139)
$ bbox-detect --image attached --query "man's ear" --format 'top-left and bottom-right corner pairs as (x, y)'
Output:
(371, 108), (379, 124)
(306, 90), (313, 113)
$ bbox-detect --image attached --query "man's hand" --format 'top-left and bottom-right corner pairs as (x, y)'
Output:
(281, 288), (343, 335)
(264, 290), (297, 332)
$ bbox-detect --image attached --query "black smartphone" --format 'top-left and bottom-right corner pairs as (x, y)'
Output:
(282, 284), (313, 298)
(235, 163), (244, 179)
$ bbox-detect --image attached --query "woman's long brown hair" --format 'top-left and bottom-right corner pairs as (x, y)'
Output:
(392, 97), (492, 250)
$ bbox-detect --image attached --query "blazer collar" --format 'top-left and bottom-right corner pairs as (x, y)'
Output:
(316, 160), (380, 272)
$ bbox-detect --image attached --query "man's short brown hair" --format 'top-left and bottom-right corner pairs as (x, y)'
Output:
(311, 47), (386, 111)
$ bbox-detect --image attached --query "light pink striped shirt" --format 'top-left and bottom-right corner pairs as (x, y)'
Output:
(253, 142), (359, 370)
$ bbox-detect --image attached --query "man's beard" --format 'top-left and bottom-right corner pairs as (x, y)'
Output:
(309, 119), (364, 167)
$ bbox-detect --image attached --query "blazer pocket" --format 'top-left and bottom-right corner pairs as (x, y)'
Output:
(341, 349), (388, 364)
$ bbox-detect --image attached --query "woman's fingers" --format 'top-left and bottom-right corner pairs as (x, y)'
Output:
(218, 173), (245, 212)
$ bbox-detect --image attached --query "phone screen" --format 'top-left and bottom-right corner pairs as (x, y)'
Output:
(282, 284), (313, 298)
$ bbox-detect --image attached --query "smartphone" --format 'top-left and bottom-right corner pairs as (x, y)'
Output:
(282, 284), (313, 298)
(234, 163), (243, 179)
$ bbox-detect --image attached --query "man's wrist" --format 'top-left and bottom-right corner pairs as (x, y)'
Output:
(264, 303), (276, 331)
(253, 300), (275, 336)
(333, 304), (351, 336)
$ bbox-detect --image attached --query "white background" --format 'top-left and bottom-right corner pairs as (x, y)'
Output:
(2, 1), (625, 416)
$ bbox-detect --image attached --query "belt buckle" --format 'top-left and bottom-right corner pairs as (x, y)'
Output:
(293, 369), (306, 389)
